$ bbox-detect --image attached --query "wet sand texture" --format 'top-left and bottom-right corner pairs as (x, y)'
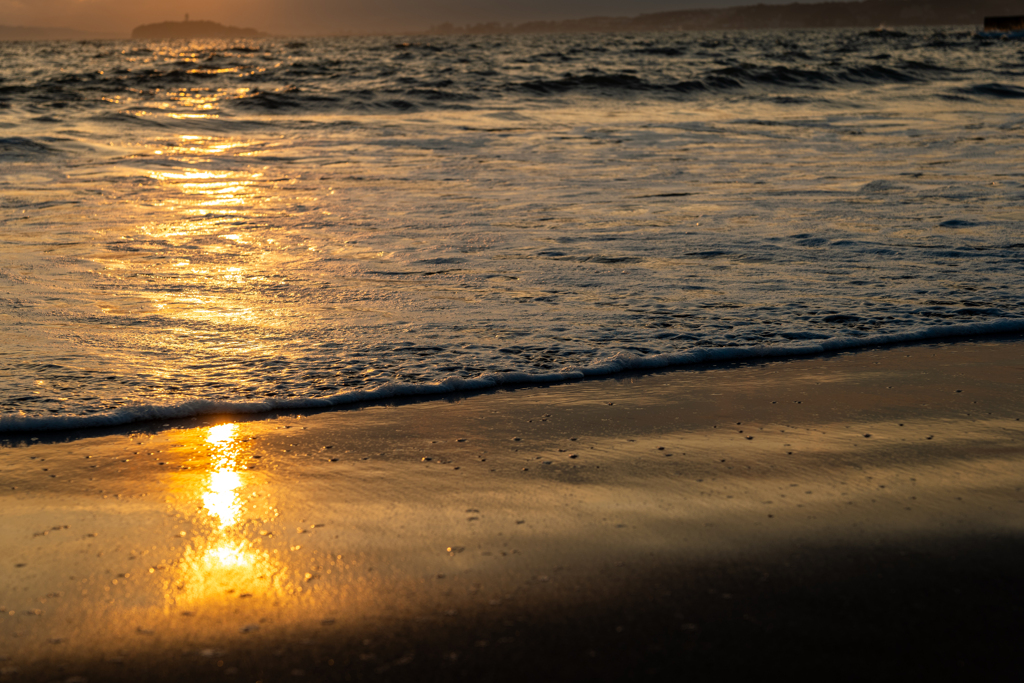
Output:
(2, 336), (1023, 681)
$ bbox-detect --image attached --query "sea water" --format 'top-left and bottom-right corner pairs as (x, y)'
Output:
(1, 27), (1023, 431)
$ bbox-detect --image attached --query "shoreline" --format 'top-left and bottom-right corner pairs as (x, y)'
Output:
(2, 335), (1023, 680)
(5, 321), (1024, 436)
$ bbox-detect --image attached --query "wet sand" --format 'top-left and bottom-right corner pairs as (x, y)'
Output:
(2, 336), (1024, 681)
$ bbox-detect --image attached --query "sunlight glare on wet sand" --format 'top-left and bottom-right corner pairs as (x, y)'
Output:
(202, 423), (243, 528)
(168, 422), (289, 607)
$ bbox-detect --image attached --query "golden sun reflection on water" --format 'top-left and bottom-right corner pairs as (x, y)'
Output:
(147, 168), (257, 212)
(147, 134), (261, 215)
(154, 88), (248, 119)
(167, 423), (289, 608)
(119, 132), (273, 328)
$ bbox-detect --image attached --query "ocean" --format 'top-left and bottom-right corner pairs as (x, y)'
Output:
(1, 27), (1023, 432)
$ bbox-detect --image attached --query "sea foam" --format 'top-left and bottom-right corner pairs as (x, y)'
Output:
(3, 319), (1022, 434)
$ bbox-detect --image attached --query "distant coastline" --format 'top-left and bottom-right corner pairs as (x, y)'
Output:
(131, 20), (267, 40)
(427, 0), (1024, 35)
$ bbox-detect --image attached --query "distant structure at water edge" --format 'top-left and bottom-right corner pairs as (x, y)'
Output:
(979, 14), (1024, 38)
(983, 15), (1024, 31)
(131, 20), (266, 40)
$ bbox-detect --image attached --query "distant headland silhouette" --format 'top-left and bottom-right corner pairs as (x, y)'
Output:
(132, 19), (266, 40)
(428, 0), (1024, 35)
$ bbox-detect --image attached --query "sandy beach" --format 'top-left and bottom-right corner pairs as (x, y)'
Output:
(4, 23), (1024, 683)
(2, 335), (1023, 681)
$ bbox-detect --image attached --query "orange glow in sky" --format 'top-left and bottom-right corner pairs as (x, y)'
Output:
(0, 0), (759, 38)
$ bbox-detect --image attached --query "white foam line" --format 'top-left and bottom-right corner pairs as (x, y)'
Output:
(3, 318), (1024, 434)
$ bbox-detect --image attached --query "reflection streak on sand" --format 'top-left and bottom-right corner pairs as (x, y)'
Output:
(169, 423), (287, 608)
(202, 423), (243, 528)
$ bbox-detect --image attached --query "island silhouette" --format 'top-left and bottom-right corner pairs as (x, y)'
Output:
(132, 19), (266, 40)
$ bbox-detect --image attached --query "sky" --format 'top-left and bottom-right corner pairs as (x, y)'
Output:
(0, 0), (829, 36)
